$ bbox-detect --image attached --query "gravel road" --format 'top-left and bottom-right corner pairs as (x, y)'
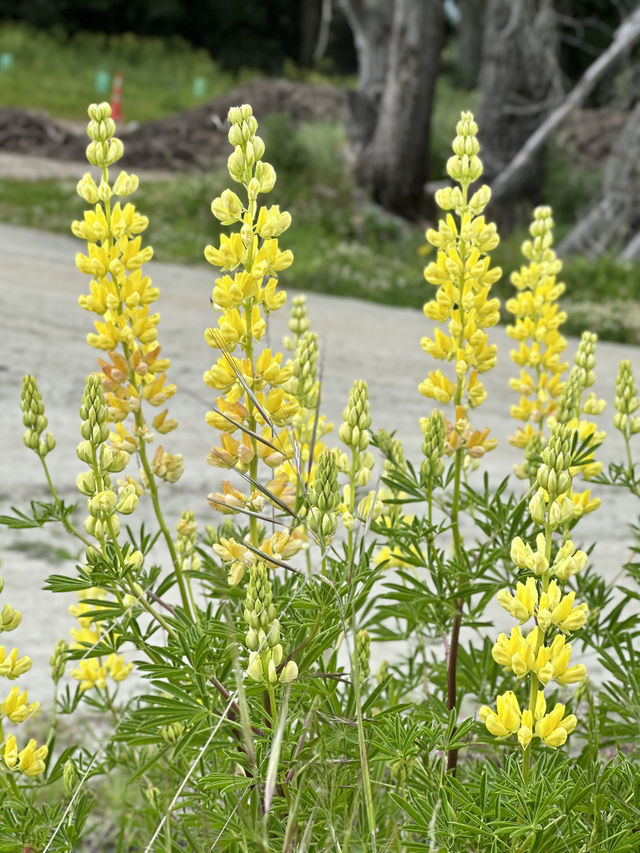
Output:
(1, 221), (638, 698)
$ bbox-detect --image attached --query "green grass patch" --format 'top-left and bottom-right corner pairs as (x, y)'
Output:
(0, 22), (254, 122)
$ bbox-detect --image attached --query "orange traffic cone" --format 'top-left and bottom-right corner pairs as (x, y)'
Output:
(110, 71), (124, 123)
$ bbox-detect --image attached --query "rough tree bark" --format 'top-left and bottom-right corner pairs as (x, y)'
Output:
(558, 102), (640, 259)
(457, 0), (486, 89)
(341, 0), (395, 149)
(491, 8), (640, 203)
(346, 0), (445, 215)
(299, 0), (322, 68)
(477, 0), (563, 208)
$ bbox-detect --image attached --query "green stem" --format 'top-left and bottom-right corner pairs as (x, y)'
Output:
(523, 522), (552, 782)
(352, 650), (377, 852)
(244, 301), (260, 550)
(40, 456), (92, 547)
(521, 672), (538, 785)
(135, 428), (194, 620)
(446, 446), (464, 775)
(445, 183), (471, 775)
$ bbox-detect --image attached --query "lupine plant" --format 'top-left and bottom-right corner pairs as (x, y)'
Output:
(1, 101), (639, 852)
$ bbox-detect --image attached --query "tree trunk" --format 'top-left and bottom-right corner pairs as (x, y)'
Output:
(457, 0), (486, 89)
(341, 0), (394, 150)
(559, 102), (640, 258)
(477, 0), (562, 211)
(299, 0), (322, 68)
(358, 0), (445, 215)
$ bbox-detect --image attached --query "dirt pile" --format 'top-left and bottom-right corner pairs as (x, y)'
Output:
(0, 78), (345, 171)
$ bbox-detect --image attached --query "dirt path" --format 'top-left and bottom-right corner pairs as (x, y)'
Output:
(1, 222), (638, 697)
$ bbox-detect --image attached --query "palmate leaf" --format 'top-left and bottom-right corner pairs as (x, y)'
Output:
(0, 499), (76, 528)
(44, 569), (94, 592)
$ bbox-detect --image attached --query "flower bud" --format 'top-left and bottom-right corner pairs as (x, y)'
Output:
(529, 489), (547, 525)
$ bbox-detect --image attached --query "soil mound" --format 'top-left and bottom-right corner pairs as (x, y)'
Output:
(0, 78), (345, 171)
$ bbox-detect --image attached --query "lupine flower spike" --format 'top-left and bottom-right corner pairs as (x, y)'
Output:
(338, 380), (381, 534)
(244, 562), (297, 686)
(72, 102), (179, 470)
(507, 207), (568, 461)
(420, 112), (500, 773)
(482, 422), (591, 778)
(420, 111), (501, 463)
(204, 104), (302, 583)
(551, 332), (605, 518)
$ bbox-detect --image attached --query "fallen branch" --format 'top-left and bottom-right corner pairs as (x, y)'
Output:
(491, 8), (640, 202)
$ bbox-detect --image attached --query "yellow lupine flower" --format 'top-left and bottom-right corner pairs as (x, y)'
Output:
(569, 488), (601, 518)
(537, 582), (588, 633)
(517, 691), (546, 749)
(496, 577), (538, 623)
(106, 653), (133, 683)
(0, 647), (32, 680)
(212, 536), (256, 585)
(535, 703), (577, 748)
(0, 685), (40, 723)
(0, 603), (21, 632)
(3, 734), (18, 769)
(260, 530), (305, 567)
(71, 658), (107, 692)
(492, 626), (536, 677)
(479, 691), (521, 738)
(534, 634), (586, 686)
(208, 480), (251, 513)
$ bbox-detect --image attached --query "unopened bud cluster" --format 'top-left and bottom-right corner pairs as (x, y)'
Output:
(21, 375), (56, 458)
(292, 331), (319, 410)
(308, 448), (340, 546)
(352, 628), (371, 683)
(174, 511), (201, 574)
(537, 424), (573, 500)
(614, 360), (640, 436)
(283, 294), (310, 350)
(339, 380), (371, 455)
(337, 380), (379, 529)
(85, 102), (123, 168)
(244, 563), (297, 686)
(49, 639), (68, 684)
(446, 112), (482, 186)
(420, 409), (445, 483)
(76, 376), (138, 542)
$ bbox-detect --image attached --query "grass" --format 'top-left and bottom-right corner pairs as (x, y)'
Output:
(0, 22), (255, 122)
